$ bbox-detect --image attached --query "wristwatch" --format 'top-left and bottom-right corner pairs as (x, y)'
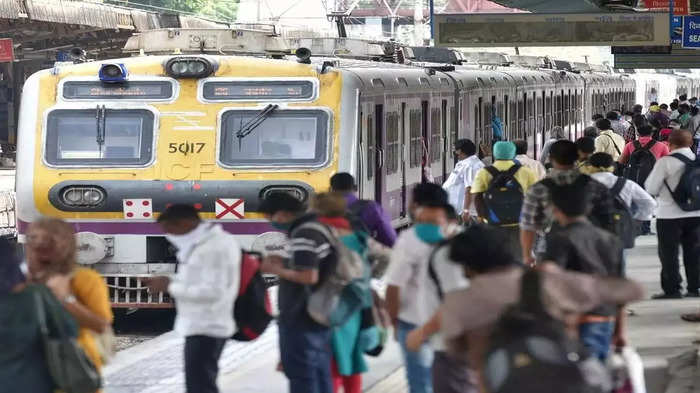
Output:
(62, 294), (77, 305)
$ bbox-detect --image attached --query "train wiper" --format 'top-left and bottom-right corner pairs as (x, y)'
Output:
(235, 104), (278, 150)
(95, 105), (106, 157)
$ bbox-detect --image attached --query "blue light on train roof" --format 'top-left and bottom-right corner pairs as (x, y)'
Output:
(99, 63), (128, 83)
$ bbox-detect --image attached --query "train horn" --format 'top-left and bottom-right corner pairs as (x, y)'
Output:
(295, 47), (312, 64)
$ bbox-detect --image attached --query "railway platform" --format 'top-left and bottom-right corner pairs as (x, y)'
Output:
(103, 235), (699, 393)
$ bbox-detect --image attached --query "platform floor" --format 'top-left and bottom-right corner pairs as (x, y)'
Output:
(103, 235), (699, 393)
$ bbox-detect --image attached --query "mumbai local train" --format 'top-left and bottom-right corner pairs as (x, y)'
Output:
(14, 31), (700, 308)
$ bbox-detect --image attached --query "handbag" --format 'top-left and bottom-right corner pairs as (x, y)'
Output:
(34, 289), (102, 393)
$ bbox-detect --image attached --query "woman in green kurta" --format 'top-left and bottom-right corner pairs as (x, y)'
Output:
(314, 192), (375, 393)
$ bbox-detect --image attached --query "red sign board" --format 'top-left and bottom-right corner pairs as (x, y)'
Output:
(0, 39), (13, 63)
(642, 0), (689, 15)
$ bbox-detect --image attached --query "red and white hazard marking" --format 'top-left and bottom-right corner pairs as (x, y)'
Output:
(215, 198), (245, 220)
(123, 198), (153, 219)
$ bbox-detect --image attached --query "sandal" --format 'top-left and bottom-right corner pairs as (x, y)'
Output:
(680, 313), (700, 322)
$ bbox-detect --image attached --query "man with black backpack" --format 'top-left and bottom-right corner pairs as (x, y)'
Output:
(541, 181), (629, 361)
(587, 153), (657, 256)
(439, 225), (644, 393)
(472, 141), (538, 258)
(330, 173), (397, 247)
(645, 130), (700, 300)
(619, 125), (669, 235)
(520, 141), (616, 267)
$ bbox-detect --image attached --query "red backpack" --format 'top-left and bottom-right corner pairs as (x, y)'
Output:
(232, 252), (273, 341)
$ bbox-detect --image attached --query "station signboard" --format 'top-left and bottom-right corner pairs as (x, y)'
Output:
(682, 15), (700, 47)
(434, 12), (670, 47)
(0, 39), (13, 63)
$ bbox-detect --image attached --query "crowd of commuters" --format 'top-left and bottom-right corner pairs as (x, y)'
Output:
(5, 96), (700, 393)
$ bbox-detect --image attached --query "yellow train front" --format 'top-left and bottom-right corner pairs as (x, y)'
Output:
(15, 54), (346, 308)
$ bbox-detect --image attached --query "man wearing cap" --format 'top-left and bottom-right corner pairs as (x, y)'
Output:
(471, 141), (538, 258)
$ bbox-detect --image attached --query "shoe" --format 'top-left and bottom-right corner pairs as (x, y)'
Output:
(651, 293), (683, 299)
(686, 292), (700, 298)
(681, 313), (700, 322)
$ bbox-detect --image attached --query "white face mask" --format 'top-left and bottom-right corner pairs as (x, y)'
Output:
(165, 222), (210, 257)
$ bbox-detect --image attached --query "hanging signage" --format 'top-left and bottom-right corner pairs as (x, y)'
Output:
(435, 13), (670, 47)
(682, 15), (700, 47)
(0, 39), (13, 63)
(642, 0), (689, 15)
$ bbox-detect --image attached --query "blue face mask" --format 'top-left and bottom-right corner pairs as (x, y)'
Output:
(414, 223), (445, 244)
(270, 221), (292, 232)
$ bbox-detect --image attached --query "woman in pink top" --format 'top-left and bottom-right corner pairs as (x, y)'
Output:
(618, 125), (670, 164)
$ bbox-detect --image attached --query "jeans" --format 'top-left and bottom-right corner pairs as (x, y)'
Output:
(184, 335), (227, 393)
(397, 320), (434, 393)
(579, 321), (615, 361)
(278, 321), (333, 393)
(657, 217), (700, 295)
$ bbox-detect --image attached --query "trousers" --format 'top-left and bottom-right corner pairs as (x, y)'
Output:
(657, 217), (700, 294)
(278, 321), (333, 393)
(397, 320), (434, 393)
(184, 335), (227, 393)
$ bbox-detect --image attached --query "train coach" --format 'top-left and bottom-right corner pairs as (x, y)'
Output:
(12, 30), (691, 308)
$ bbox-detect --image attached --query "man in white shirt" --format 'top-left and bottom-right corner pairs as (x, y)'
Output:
(645, 130), (700, 299)
(595, 118), (626, 161)
(442, 139), (484, 223)
(145, 204), (241, 393)
(385, 183), (451, 393)
(514, 139), (546, 180)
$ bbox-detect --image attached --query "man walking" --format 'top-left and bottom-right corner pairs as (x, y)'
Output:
(472, 141), (538, 258)
(595, 118), (626, 161)
(520, 140), (615, 267)
(330, 172), (397, 246)
(259, 193), (335, 393)
(145, 205), (241, 393)
(645, 130), (700, 299)
(385, 183), (451, 393)
(442, 139), (485, 223)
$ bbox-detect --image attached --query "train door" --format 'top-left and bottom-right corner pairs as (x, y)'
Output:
(401, 102), (407, 218)
(421, 100), (429, 182)
(441, 99), (448, 181)
(374, 104), (385, 205)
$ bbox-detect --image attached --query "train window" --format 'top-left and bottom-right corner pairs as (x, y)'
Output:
(371, 78), (385, 88)
(367, 114), (375, 179)
(477, 77), (485, 86)
(484, 101), (493, 143)
(409, 109), (422, 168)
(202, 80), (315, 101)
(386, 112), (400, 174)
(219, 109), (329, 167)
(45, 109), (154, 166)
(62, 80), (174, 100)
(440, 78), (450, 86)
(430, 108), (441, 163)
(546, 94), (552, 131)
(419, 77), (430, 86)
(518, 97), (525, 138)
(397, 78), (408, 87)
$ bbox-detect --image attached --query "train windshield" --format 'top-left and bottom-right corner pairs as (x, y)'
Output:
(219, 109), (329, 167)
(45, 109), (154, 166)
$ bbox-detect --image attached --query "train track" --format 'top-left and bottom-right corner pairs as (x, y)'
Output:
(113, 309), (175, 351)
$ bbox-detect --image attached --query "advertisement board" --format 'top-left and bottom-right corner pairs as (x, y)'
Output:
(0, 39), (13, 63)
(435, 12), (670, 47)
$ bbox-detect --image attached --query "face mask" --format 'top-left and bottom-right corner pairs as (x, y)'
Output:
(414, 223), (445, 244)
(271, 221), (292, 232)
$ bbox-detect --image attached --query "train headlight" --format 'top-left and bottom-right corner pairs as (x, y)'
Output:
(165, 57), (214, 78)
(61, 186), (106, 207)
(99, 63), (128, 83)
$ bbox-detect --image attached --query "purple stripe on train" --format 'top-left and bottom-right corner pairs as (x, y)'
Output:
(17, 219), (276, 236)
